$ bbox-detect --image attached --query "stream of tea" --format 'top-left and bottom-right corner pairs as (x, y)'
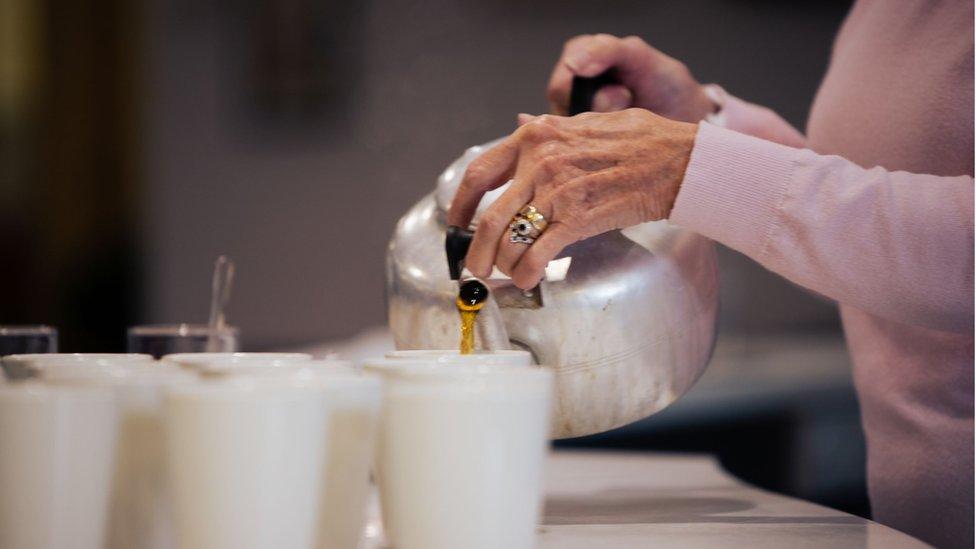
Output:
(456, 279), (488, 354)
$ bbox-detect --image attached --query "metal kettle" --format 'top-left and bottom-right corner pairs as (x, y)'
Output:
(386, 75), (719, 439)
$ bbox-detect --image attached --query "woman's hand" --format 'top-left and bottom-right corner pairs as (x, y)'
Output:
(547, 34), (713, 122)
(447, 109), (697, 289)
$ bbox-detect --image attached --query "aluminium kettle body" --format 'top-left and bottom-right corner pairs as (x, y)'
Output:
(386, 138), (720, 439)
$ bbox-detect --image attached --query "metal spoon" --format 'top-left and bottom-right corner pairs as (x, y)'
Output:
(206, 255), (235, 351)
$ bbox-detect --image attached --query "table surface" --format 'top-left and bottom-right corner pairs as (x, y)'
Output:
(539, 451), (928, 548)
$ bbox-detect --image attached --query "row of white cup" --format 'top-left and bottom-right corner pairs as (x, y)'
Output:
(0, 349), (553, 549)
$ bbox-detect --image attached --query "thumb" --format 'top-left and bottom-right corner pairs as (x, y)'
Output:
(592, 85), (633, 112)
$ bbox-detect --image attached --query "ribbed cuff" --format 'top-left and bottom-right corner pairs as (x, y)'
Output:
(669, 122), (797, 260)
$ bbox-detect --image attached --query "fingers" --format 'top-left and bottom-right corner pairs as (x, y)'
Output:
(464, 177), (534, 277)
(510, 223), (578, 289)
(547, 34), (653, 115)
(447, 138), (519, 228)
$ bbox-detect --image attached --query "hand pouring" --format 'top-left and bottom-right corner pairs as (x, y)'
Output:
(386, 74), (719, 438)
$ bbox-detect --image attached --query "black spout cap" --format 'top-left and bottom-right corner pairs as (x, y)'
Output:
(445, 225), (475, 280)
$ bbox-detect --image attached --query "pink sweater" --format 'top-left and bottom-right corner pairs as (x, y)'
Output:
(670, 1), (974, 547)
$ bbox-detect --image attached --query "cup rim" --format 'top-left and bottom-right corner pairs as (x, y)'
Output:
(303, 359), (355, 370)
(2, 353), (154, 364)
(39, 361), (195, 385)
(161, 352), (313, 368)
(385, 349), (535, 367)
(127, 323), (240, 337)
(194, 363), (378, 388)
(195, 362), (309, 377)
(386, 349), (531, 358)
(363, 358), (549, 383)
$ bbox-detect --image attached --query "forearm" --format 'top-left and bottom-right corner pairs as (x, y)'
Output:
(670, 123), (974, 333)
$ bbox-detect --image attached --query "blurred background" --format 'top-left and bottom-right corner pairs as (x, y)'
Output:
(1, 0), (863, 519)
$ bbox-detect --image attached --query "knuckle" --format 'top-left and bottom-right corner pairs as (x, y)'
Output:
(624, 106), (655, 123)
(565, 34), (592, 49)
(518, 119), (557, 143)
(535, 113), (558, 126)
(477, 212), (504, 233)
(575, 110), (598, 122)
(462, 161), (491, 187)
(538, 140), (563, 158)
(621, 35), (648, 48)
(537, 154), (562, 177)
(531, 159), (555, 182)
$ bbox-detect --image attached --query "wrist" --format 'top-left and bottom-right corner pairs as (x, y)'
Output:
(670, 121), (699, 213)
(648, 119), (698, 220)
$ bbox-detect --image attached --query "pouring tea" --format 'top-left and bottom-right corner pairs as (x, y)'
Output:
(387, 75), (720, 438)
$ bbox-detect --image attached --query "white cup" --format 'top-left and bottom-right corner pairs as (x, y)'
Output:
(365, 358), (553, 549)
(298, 369), (382, 549)
(1, 353), (155, 381)
(163, 359), (376, 549)
(0, 382), (119, 549)
(165, 379), (330, 549)
(385, 349), (534, 366)
(39, 361), (197, 549)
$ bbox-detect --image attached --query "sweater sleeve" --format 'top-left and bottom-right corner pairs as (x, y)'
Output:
(670, 122), (974, 334)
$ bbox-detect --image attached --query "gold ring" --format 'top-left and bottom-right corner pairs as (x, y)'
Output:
(509, 204), (548, 244)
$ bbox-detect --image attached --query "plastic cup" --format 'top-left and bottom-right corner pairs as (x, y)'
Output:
(39, 361), (197, 549)
(365, 358), (553, 549)
(165, 380), (330, 549)
(299, 368), (382, 549)
(0, 383), (118, 549)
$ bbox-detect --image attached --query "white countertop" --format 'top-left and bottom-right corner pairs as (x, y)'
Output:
(540, 451), (928, 548)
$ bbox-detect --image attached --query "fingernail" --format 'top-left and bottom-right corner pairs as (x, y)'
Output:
(517, 113), (535, 126)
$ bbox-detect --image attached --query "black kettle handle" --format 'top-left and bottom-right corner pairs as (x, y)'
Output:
(568, 69), (618, 115)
